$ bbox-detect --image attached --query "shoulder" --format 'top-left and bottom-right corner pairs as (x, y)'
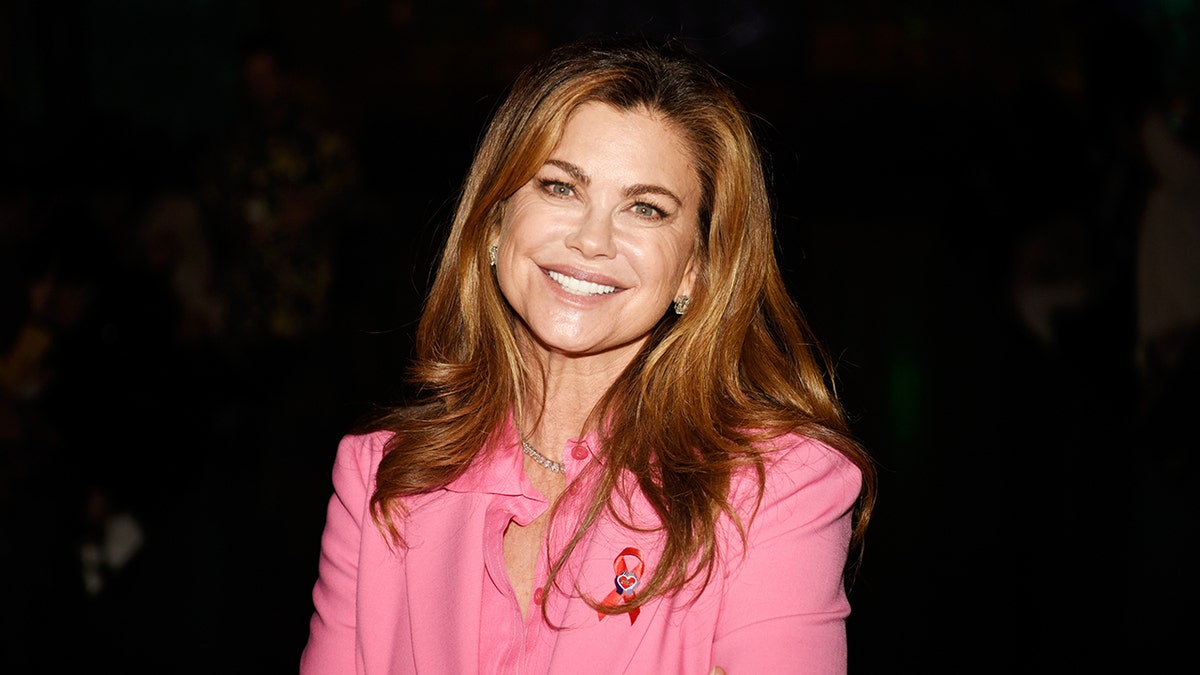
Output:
(762, 432), (861, 483)
(331, 429), (395, 487)
(732, 432), (863, 525)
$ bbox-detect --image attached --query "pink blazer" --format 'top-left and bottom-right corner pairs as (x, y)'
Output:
(300, 419), (861, 674)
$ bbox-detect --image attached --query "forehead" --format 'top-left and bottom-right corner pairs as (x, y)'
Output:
(551, 102), (698, 190)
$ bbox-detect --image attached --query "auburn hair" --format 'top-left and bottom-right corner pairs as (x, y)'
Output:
(367, 34), (876, 621)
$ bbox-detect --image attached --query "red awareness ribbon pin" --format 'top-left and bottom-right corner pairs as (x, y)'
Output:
(598, 547), (643, 624)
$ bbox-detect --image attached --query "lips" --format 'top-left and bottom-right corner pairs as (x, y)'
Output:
(547, 270), (617, 296)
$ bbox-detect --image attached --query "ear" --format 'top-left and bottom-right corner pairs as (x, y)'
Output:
(675, 252), (698, 301)
(486, 220), (501, 251)
(491, 196), (515, 238)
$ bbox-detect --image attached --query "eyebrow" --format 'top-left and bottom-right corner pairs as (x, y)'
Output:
(544, 159), (683, 208)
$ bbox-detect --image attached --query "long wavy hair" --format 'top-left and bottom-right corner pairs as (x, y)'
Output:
(367, 34), (876, 620)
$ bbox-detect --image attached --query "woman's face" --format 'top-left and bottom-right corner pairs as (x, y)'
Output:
(495, 101), (699, 365)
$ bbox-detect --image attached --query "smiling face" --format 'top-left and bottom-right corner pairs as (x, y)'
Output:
(494, 102), (700, 369)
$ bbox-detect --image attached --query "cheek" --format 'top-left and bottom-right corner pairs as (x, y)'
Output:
(501, 200), (558, 250)
(631, 239), (692, 288)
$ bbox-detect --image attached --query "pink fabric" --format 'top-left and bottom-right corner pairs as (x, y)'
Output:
(300, 417), (861, 674)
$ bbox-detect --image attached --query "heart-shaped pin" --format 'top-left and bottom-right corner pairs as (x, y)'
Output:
(616, 571), (638, 594)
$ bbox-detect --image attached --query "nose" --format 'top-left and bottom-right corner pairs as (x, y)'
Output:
(565, 206), (617, 258)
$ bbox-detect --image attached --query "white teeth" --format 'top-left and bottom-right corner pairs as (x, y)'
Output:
(548, 270), (616, 296)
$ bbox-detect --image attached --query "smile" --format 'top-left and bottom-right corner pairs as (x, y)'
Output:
(547, 270), (617, 296)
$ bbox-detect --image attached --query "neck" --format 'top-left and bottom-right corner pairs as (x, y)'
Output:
(516, 342), (633, 462)
(516, 398), (593, 465)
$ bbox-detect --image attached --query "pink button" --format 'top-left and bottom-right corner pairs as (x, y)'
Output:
(533, 587), (544, 605)
(571, 445), (589, 461)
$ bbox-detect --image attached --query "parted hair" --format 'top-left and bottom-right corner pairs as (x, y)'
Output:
(367, 34), (876, 620)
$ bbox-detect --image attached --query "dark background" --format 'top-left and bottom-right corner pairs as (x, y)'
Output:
(2, 1), (1197, 673)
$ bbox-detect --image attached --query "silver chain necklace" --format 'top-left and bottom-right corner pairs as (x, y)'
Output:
(520, 439), (565, 474)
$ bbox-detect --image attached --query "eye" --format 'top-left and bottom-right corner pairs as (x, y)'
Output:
(631, 201), (669, 219)
(539, 179), (574, 198)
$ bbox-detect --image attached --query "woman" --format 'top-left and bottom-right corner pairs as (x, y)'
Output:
(301, 35), (876, 674)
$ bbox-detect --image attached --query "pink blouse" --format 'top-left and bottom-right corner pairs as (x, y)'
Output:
(300, 418), (861, 674)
